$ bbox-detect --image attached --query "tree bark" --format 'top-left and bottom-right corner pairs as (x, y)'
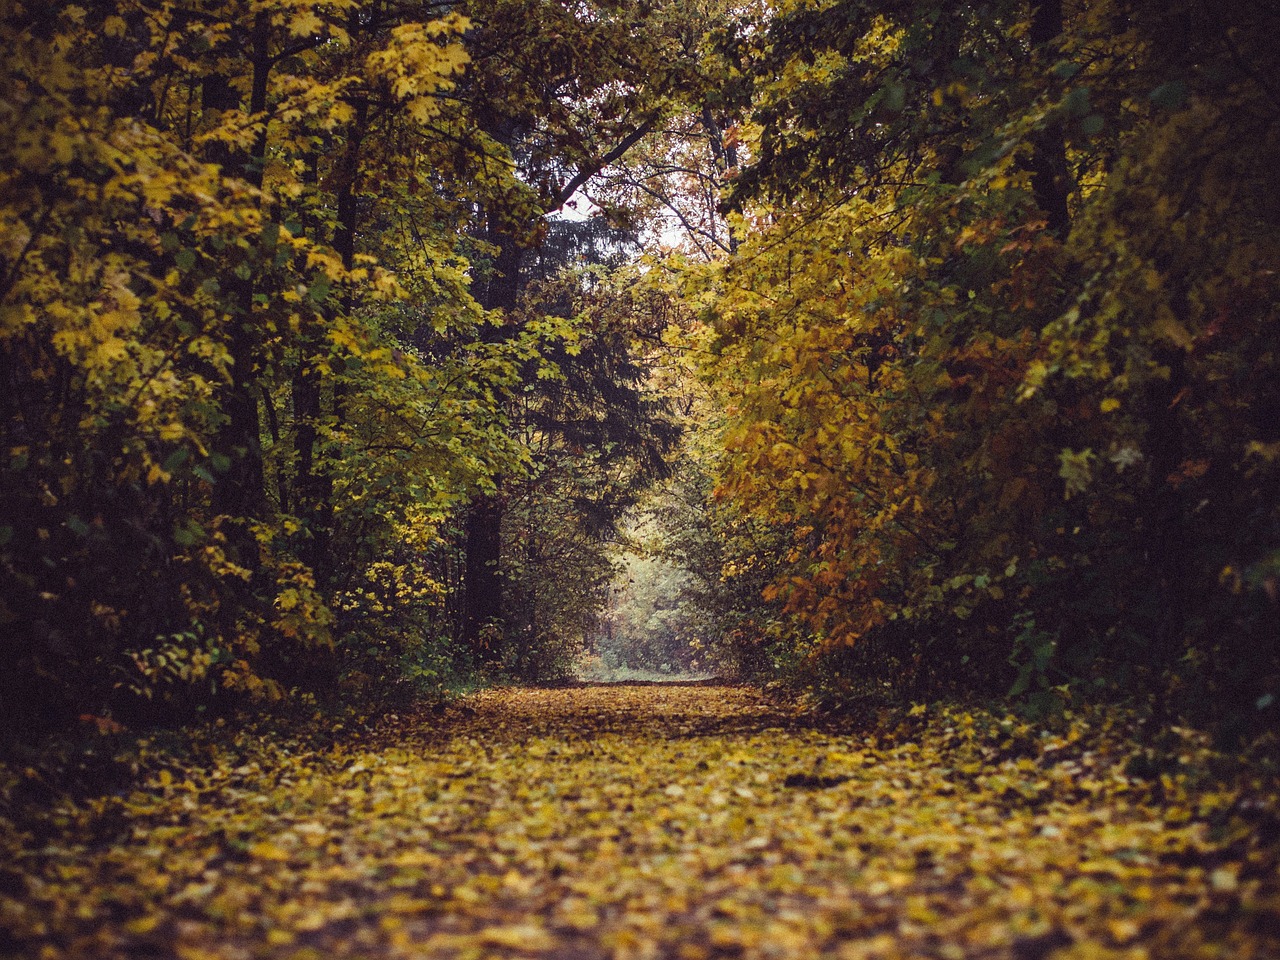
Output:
(1027, 0), (1072, 239)
(461, 224), (525, 656)
(463, 491), (506, 661)
(292, 96), (367, 591)
(211, 12), (271, 524)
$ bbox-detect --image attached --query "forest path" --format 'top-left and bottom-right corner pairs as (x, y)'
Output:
(5, 685), (1278, 959)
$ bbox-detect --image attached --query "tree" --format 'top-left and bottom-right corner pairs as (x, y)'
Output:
(687, 0), (1280, 729)
(0, 0), (519, 728)
(445, 0), (715, 656)
(490, 253), (682, 677)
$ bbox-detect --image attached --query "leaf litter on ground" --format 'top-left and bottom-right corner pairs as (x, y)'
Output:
(2, 684), (1278, 959)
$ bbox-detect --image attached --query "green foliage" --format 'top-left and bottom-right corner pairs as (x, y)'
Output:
(494, 264), (683, 679)
(601, 545), (702, 674)
(634, 457), (798, 682)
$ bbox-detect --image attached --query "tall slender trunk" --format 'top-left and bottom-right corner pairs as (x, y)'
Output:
(1144, 350), (1191, 703)
(463, 491), (506, 661)
(295, 99), (367, 592)
(461, 225), (525, 658)
(701, 104), (739, 254)
(212, 12), (272, 524)
(1028, 0), (1072, 239)
(292, 154), (321, 527)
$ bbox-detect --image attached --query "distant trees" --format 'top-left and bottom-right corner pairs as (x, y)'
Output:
(485, 256), (682, 678)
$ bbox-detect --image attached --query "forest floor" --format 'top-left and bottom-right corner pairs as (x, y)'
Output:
(3, 684), (1279, 960)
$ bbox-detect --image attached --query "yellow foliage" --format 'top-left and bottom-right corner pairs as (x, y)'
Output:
(364, 16), (471, 123)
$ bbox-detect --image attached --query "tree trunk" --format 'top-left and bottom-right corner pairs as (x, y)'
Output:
(461, 225), (525, 655)
(1027, 0), (1072, 239)
(211, 13), (272, 524)
(1145, 347), (1190, 693)
(463, 491), (506, 661)
(293, 99), (366, 591)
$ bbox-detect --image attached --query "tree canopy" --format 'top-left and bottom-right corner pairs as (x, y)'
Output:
(673, 0), (1280, 735)
(1, 0), (1277, 742)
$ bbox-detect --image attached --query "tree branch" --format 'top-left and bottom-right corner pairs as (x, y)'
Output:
(549, 115), (660, 211)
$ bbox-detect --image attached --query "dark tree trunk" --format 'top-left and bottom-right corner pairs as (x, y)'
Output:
(292, 154), (321, 530)
(463, 491), (506, 661)
(461, 225), (525, 655)
(293, 99), (366, 591)
(211, 13), (272, 524)
(1027, 0), (1072, 239)
(1144, 349), (1190, 686)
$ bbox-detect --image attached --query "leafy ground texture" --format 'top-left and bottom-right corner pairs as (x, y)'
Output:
(3, 684), (1279, 960)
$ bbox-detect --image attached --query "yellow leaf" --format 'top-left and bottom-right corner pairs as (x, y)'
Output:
(1210, 867), (1239, 892)
(289, 10), (324, 37)
(479, 925), (557, 952)
(248, 841), (292, 862)
(386, 894), (434, 914)
(125, 914), (162, 935)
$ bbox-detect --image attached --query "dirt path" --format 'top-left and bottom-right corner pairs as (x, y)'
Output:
(3, 685), (1277, 959)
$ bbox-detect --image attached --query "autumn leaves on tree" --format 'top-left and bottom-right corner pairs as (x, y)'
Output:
(684, 0), (1280, 732)
(1, 0), (1278, 739)
(0, 0), (694, 727)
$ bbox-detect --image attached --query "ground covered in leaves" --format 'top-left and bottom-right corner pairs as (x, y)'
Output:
(3, 685), (1279, 959)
